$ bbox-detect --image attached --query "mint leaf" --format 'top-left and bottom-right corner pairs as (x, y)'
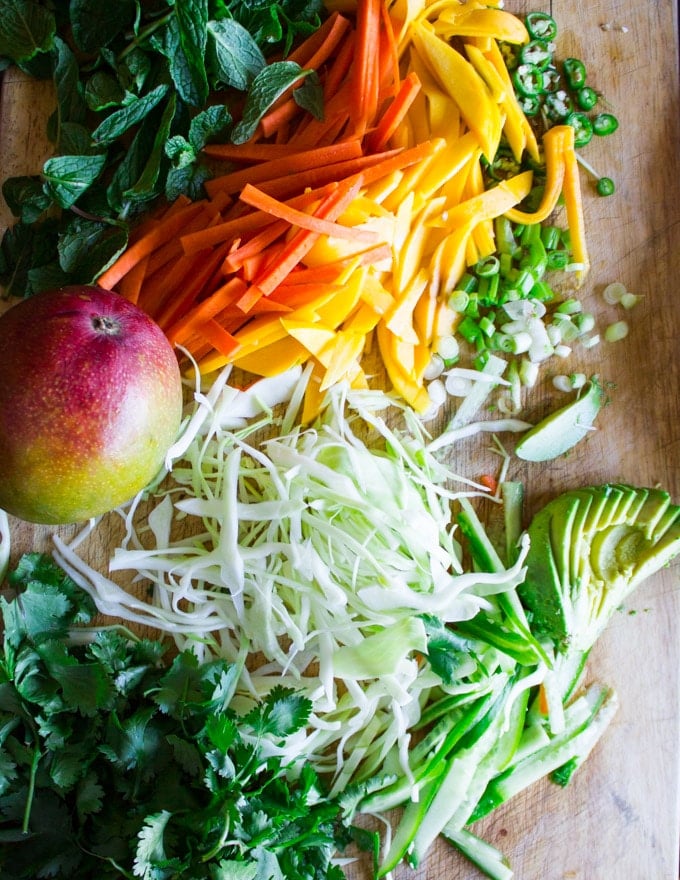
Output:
(188, 104), (232, 150)
(42, 153), (108, 209)
(1, 176), (50, 224)
(70, 0), (136, 53)
(231, 61), (312, 144)
(91, 84), (169, 145)
(0, 0), (56, 63)
(207, 18), (265, 91)
(174, 0), (209, 106)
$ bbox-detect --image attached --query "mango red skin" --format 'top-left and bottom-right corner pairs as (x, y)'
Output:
(0, 286), (183, 524)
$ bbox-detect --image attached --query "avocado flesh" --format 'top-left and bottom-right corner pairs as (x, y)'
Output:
(520, 484), (680, 659)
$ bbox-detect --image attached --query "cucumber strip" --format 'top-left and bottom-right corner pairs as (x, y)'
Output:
(470, 684), (617, 821)
(444, 827), (514, 880)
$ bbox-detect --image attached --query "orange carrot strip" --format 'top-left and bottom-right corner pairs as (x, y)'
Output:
(154, 242), (234, 330)
(379, 0), (400, 95)
(366, 71), (422, 153)
(165, 277), (248, 344)
(145, 204), (222, 276)
(256, 13), (352, 139)
(204, 139), (363, 198)
(251, 149), (403, 199)
(117, 254), (149, 304)
(137, 251), (205, 318)
(181, 185), (339, 255)
(96, 200), (205, 289)
(321, 28), (356, 99)
(253, 179), (363, 296)
(235, 284), (267, 313)
(351, 0), (382, 133)
(287, 108), (351, 150)
(282, 242), (393, 285)
(203, 142), (301, 161)
(221, 219), (290, 274)
(195, 319), (241, 359)
(288, 11), (349, 67)
(258, 99), (301, 140)
(239, 183), (381, 242)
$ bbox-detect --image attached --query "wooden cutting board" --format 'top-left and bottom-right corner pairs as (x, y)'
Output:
(2, 2), (680, 877)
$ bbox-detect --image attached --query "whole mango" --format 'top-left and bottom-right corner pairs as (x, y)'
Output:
(0, 286), (183, 524)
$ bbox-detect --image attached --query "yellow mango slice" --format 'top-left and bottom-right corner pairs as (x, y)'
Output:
(411, 23), (503, 161)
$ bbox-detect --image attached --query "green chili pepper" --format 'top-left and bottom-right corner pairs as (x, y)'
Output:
(596, 177), (615, 196)
(565, 111), (594, 147)
(519, 94), (541, 116)
(520, 39), (553, 70)
(592, 112), (619, 135)
(512, 63), (544, 97)
(563, 57), (587, 89)
(541, 66), (562, 93)
(525, 11), (558, 41)
(544, 89), (573, 121)
(575, 85), (598, 111)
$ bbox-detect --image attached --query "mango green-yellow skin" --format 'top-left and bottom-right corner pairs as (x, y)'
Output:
(0, 286), (183, 524)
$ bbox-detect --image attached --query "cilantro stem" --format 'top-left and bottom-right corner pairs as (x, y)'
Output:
(201, 814), (231, 862)
(22, 744), (42, 834)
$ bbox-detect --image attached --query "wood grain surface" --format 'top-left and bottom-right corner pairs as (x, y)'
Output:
(2, 2), (680, 878)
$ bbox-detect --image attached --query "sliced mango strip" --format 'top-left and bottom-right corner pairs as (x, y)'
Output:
(411, 22), (503, 161)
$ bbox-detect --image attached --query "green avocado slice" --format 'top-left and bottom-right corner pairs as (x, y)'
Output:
(519, 483), (680, 659)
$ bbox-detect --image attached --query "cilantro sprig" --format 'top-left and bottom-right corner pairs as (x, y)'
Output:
(0, 0), (325, 298)
(0, 553), (359, 879)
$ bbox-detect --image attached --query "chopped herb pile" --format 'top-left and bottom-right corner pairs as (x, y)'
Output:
(0, 0), (325, 298)
(0, 553), (360, 880)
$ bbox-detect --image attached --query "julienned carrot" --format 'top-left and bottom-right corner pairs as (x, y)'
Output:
(116, 254), (148, 305)
(351, 0), (382, 131)
(320, 28), (355, 100)
(366, 71), (422, 153)
(181, 185), (342, 255)
(194, 318), (241, 359)
(255, 13), (352, 140)
(238, 184), (382, 242)
(202, 142), (301, 162)
(279, 243), (393, 285)
(251, 179), (364, 297)
(246, 149), (404, 200)
(221, 219), (290, 274)
(97, 200), (205, 289)
(165, 277), (247, 344)
(204, 139), (363, 197)
(287, 10), (350, 67)
(154, 241), (234, 331)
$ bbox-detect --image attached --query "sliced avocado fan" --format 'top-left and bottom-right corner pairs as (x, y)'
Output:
(519, 483), (680, 665)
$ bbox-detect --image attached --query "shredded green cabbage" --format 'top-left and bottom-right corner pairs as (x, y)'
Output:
(53, 366), (531, 787)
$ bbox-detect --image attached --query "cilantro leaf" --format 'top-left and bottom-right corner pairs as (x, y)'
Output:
(0, 555), (359, 878)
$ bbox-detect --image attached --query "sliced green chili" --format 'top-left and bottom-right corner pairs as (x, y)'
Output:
(525, 11), (558, 42)
(596, 177), (615, 196)
(539, 65), (561, 93)
(520, 39), (553, 70)
(592, 112), (619, 136)
(575, 85), (598, 111)
(544, 90), (573, 121)
(512, 63), (544, 97)
(519, 94), (541, 116)
(563, 57), (587, 89)
(565, 111), (594, 147)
